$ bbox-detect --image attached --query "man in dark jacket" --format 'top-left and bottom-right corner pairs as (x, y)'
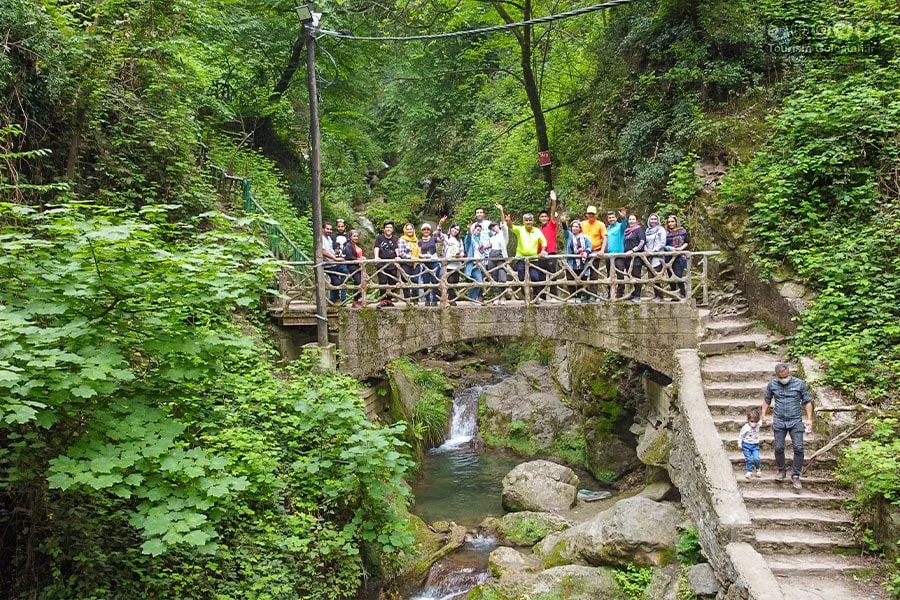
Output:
(760, 363), (814, 489)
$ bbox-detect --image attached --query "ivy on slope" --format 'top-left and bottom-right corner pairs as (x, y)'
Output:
(208, 139), (314, 255)
(0, 203), (413, 598)
(720, 3), (900, 399)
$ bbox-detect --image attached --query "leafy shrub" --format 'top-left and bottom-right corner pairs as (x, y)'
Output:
(837, 418), (900, 510)
(676, 528), (704, 565)
(499, 516), (549, 546)
(389, 358), (451, 454)
(0, 203), (414, 598)
(613, 564), (654, 600)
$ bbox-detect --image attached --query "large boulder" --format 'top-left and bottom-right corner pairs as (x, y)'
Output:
(469, 565), (627, 600)
(488, 546), (538, 579)
(686, 563), (720, 598)
(642, 564), (682, 600)
(540, 496), (682, 568)
(391, 518), (467, 595)
(480, 361), (577, 451)
(495, 511), (572, 546)
(502, 460), (579, 512)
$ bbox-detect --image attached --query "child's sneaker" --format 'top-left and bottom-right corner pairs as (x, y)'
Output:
(754, 468), (762, 478)
(744, 471), (752, 480)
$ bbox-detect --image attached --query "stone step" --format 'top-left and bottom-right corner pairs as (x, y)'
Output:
(776, 573), (887, 600)
(734, 468), (836, 489)
(741, 487), (849, 510)
(748, 506), (854, 532)
(700, 351), (785, 382)
(703, 381), (766, 399)
(720, 434), (824, 453)
(726, 450), (837, 472)
(766, 554), (879, 577)
(707, 397), (763, 417)
(698, 332), (782, 356)
(703, 318), (757, 339)
(754, 528), (860, 554)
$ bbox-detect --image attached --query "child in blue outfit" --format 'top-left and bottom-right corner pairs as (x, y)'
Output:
(738, 409), (762, 480)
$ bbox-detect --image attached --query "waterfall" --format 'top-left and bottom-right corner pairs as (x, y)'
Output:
(432, 365), (508, 452)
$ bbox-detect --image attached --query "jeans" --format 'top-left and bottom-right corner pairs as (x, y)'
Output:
(742, 442), (761, 473)
(325, 264), (348, 303)
(419, 261), (440, 303)
(401, 263), (421, 302)
(773, 422), (805, 476)
(516, 259), (545, 301)
(467, 262), (485, 301)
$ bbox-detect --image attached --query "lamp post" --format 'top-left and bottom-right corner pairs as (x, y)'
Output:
(296, 4), (329, 351)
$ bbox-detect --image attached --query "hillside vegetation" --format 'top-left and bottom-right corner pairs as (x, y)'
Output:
(1, 0), (898, 596)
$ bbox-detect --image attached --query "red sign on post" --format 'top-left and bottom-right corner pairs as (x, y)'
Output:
(538, 150), (552, 167)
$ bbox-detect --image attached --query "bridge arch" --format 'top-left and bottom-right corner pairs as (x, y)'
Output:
(335, 302), (698, 380)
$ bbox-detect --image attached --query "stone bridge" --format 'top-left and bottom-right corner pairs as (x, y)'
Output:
(278, 301), (699, 379)
(272, 253), (715, 378)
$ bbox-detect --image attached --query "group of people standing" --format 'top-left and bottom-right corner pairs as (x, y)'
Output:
(320, 190), (691, 307)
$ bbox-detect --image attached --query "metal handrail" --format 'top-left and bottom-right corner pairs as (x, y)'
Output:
(201, 146), (311, 262)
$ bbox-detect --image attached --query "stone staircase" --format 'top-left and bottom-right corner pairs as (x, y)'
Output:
(698, 311), (882, 599)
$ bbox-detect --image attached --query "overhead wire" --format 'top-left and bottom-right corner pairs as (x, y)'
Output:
(313, 0), (634, 42)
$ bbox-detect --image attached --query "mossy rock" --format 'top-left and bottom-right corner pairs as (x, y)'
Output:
(496, 511), (572, 546)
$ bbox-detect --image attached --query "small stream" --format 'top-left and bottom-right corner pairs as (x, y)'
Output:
(407, 366), (517, 600)
(413, 366), (524, 527)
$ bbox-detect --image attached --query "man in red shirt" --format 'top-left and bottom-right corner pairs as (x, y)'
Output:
(537, 189), (560, 300)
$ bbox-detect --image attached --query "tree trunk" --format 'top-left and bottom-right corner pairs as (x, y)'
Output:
(492, 0), (553, 188)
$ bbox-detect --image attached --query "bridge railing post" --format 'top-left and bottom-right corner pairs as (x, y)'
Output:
(686, 252), (694, 305)
(439, 259), (449, 306)
(524, 257), (531, 305)
(700, 253), (709, 306)
(610, 255), (618, 301)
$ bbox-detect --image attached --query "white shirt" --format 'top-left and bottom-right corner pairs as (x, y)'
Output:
(488, 224), (508, 257)
(322, 235), (336, 259)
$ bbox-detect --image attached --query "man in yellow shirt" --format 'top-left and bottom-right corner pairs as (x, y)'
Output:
(579, 205), (607, 300)
(508, 213), (548, 302)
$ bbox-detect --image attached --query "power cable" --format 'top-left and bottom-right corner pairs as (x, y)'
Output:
(314, 0), (634, 41)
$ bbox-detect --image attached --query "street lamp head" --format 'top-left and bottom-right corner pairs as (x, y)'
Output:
(294, 3), (314, 23)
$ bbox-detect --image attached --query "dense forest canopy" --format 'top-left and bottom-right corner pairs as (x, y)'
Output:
(2, 0), (898, 597)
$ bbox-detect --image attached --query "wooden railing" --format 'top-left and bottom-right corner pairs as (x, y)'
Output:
(274, 251), (719, 311)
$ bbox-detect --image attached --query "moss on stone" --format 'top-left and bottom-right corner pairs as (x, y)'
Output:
(640, 430), (673, 466)
(540, 539), (570, 569)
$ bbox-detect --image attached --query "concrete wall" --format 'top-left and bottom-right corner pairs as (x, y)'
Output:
(670, 350), (785, 600)
(336, 302), (697, 380)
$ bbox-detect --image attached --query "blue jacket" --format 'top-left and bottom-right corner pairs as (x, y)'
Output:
(605, 216), (627, 254)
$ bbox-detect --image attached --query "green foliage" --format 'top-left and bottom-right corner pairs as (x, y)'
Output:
(887, 557), (900, 599)
(837, 418), (900, 510)
(613, 564), (654, 600)
(676, 528), (704, 566)
(207, 138), (313, 255)
(719, 0), (900, 399)
(677, 574), (700, 600)
(564, 0), (775, 209)
(660, 152), (702, 219)
(499, 339), (554, 368)
(553, 431), (587, 466)
(0, 203), (414, 597)
(389, 358), (452, 454)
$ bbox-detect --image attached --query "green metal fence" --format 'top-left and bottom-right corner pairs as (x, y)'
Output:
(201, 145), (311, 262)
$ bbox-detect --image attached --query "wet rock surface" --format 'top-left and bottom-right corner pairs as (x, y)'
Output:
(539, 496), (682, 568)
(501, 459), (579, 513)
